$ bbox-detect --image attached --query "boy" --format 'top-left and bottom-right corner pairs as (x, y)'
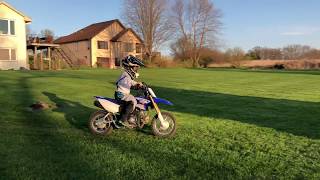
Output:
(115, 55), (144, 127)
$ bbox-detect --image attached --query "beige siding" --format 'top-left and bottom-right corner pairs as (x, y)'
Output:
(91, 21), (124, 68)
(0, 4), (28, 70)
(60, 40), (91, 66)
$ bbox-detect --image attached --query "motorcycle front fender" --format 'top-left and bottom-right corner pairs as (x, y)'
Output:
(153, 97), (173, 106)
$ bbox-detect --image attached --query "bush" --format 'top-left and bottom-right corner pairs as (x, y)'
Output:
(145, 56), (181, 68)
(285, 60), (320, 70)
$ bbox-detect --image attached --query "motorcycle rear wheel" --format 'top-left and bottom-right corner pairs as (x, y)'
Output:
(88, 110), (113, 136)
(152, 112), (176, 138)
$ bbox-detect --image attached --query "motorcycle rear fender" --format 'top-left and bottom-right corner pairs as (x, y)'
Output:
(96, 98), (120, 113)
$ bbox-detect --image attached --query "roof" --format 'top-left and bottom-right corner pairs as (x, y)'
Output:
(54, 19), (126, 44)
(111, 28), (144, 43)
(0, 1), (32, 23)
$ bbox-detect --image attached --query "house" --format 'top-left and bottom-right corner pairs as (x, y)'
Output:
(54, 19), (144, 68)
(0, 1), (31, 70)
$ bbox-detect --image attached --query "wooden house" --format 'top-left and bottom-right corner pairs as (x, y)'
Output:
(54, 19), (144, 68)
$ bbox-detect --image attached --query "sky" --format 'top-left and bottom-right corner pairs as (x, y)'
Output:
(4, 0), (320, 53)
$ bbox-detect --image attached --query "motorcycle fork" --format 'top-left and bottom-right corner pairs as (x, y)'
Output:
(149, 95), (169, 129)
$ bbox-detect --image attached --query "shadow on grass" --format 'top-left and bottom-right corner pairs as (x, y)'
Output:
(43, 91), (93, 131)
(105, 80), (320, 139)
(150, 86), (320, 139)
(43, 91), (154, 136)
(1, 75), (98, 178)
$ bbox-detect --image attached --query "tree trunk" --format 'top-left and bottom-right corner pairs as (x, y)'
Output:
(192, 50), (200, 68)
(192, 58), (200, 68)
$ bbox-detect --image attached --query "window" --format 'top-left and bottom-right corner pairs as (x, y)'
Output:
(0, 48), (16, 60)
(11, 49), (16, 60)
(0, 49), (9, 60)
(96, 57), (110, 68)
(136, 44), (143, 53)
(115, 58), (121, 66)
(97, 57), (108, 62)
(0, 20), (8, 34)
(0, 19), (15, 35)
(10, 21), (15, 35)
(123, 43), (134, 52)
(98, 41), (108, 49)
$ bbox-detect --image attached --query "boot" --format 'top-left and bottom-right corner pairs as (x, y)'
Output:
(119, 102), (134, 127)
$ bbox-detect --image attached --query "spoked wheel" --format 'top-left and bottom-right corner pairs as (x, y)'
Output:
(88, 110), (113, 135)
(152, 112), (176, 138)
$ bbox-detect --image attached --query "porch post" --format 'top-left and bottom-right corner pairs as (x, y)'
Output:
(40, 50), (43, 70)
(48, 47), (51, 70)
(33, 46), (37, 69)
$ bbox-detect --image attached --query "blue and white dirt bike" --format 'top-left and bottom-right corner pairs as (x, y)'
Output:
(88, 83), (176, 137)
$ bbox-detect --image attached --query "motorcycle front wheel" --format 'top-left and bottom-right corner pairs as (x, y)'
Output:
(152, 112), (176, 138)
(88, 110), (113, 136)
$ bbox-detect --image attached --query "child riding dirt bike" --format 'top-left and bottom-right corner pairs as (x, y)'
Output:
(114, 55), (145, 127)
(88, 55), (176, 137)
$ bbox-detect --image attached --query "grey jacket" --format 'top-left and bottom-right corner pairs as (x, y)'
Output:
(116, 71), (138, 95)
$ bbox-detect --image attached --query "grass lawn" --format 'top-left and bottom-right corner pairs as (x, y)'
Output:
(0, 68), (320, 179)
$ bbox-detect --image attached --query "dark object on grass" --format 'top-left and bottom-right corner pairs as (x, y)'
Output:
(273, 64), (285, 69)
(30, 101), (51, 111)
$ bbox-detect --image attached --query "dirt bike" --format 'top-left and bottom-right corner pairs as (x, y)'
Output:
(88, 83), (176, 138)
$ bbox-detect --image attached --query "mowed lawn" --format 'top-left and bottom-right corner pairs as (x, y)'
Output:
(0, 68), (320, 179)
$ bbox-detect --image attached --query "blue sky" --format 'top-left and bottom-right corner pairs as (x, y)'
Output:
(5, 0), (320, 53)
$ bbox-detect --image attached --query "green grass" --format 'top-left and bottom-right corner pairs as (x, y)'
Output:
(0, 68), (320, 179)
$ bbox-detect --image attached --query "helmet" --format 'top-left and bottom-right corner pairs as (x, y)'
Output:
(122, 55), (144, 79)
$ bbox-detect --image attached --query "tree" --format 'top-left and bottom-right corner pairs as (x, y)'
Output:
(282, 45), (312, 60)
(26, 25), (31, 39)
(198, 48), (224, 67)
(122, 0), (173, 62)
(170, 36), (193, 61)
(40, 29), (55, 38)
(247, 46), (283, 60)
(304, 49), (320, 59)
(171, 0), (222, 67)
(225, 47), (245, 67)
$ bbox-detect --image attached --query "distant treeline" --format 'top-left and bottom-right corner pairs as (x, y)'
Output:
(170, 44), (320, 68)
(246, 45), (320, 60)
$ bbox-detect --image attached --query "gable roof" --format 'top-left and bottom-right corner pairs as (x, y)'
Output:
(54, 19), (126, 44)
(111, 28), (144, 43)
(0, 1), (32, 23)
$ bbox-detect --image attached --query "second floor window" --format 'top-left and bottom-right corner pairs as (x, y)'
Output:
(98, 41), (108, 49)
(0, 19), (15, 35)
(123, 43), (134, 52)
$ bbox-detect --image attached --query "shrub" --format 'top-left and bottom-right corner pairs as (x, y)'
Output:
(146, 56), (180, 68)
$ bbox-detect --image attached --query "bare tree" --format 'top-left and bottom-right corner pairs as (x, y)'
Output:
(172, 0), (222, 67)
(122, 0), (173, 62)
(225, 47), (245, 67)
(40, 29), (55, 38)
(304, 49), (320, 59)
(170, 36), (193, 61)
(282, 45), (312, 60)
(26, 25), (31, 38)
